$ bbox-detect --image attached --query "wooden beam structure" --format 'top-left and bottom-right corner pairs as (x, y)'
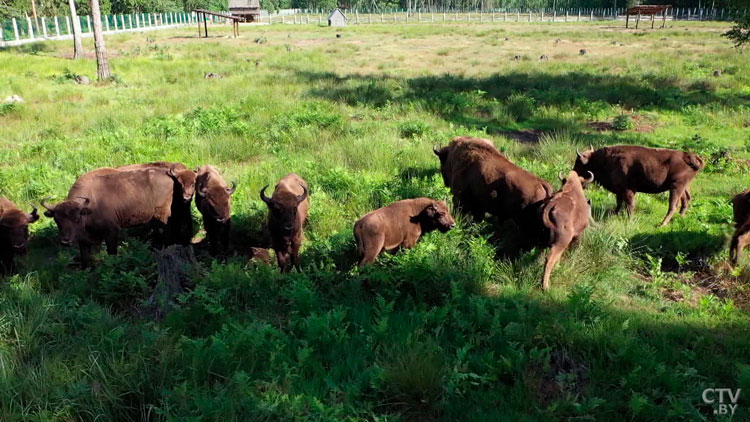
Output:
(625, 5), (671, 29)
(194, 9), (242, 38)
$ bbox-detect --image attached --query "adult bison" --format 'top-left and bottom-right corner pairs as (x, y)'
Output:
(539, 171), (593, 290)
(260, 173), (308, 273)
(195, 165), (235, 255)
(573, 145), (704, 226)
(118, 161), (196, 245)
(0, 197), (40, 274)
(433, 136), (552, 222)
(354, 198), (455, 267)
(730, 189), (750, 265)
(42, 167), (175, 268)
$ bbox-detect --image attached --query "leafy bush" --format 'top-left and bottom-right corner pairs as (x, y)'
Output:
(398, 120), (430, 138)
(505, 93), (536, 122)
(612, 114), (634, 131)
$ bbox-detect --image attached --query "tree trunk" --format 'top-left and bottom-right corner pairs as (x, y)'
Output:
(90, 0), (111, 80)
(69, 0), (84, 59)
(31, 0), (39, 32)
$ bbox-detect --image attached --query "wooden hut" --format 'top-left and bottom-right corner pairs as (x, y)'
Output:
(229, 0), (261, 22)
(626, 5), (671, 29)
(328, 8), (347, 27)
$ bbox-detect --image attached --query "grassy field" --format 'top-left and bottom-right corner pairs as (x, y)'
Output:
(1, 19), (750, 421)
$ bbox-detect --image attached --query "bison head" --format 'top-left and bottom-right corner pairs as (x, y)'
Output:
(42, 197), (92, 247)
(260, 184), (307, 237)
(413, 201), (455, 233)
(683, 151), (705, 172)
(168, 166), (197, 202)
(0, 204), (39, 252)
(573, 145), (595, 177)
(433, 145), (452, 186)
(559, 170), (594, 189)
(196, 177), (235, 224)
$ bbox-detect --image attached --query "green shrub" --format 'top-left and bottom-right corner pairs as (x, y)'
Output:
(505, 93), (536, 121)
(612, 114), (634, 131)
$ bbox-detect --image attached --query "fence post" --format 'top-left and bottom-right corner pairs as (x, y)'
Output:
(105, 15), (110, 31)
(87, 16), (91, 32)
(590, 9), (594, 20)
(54, 16), (60, 36)
(27, 17), (34, 39)
(0, 26), (3, 46)
(65, 15), (71, 34)
(12, 18), (19, 40)
(41, 17), (47, 37)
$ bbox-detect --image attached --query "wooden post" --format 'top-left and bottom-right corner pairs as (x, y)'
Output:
(590, 9), (594, 20)
(626, 12), (629, 27)
(66, 16), (71, 34)
(651, 13), (655, 28)
(41, 17), (47, 37)
(12, 18), (19, 40)
(105, 15), (110, 31)
(635, 9), (640, 28)
(197, 11), (201, 36)
(54, 16), (60, 36)
(27, 17), (34, 39)
(662, 8), (667, 28)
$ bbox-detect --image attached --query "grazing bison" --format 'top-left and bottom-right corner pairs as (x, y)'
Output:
(539, 171), (593, 290)
(260, 173), (309, 272)
(118, 162), (196, 245)
(730, 189), (750, 265)
(195, 165), (235, 255)
(0, 197), (40, 274)
(354, 198), (455, 267)
(42, 167), (175, 268)
(573, 145), (704, 226)
(433, 136), (553, 222)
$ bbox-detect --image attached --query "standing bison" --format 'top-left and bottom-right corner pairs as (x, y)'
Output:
(573, 145), (704, 226)
(433, 136), (552, 222)
(0, 197), (40, 274)
(354, 198), (455, 267)
(260, 173), (309, 273)
(538, 171), (593, 290)
(730, 189), (750, 265)
(118, 161), (196, 245)
(195, 165), (236, 255)
(42, 167), (175, 268)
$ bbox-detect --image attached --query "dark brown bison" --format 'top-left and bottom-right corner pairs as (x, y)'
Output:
(539, 171), (593, 290)
(195, 165), (236, 255)
(260, 173), (308, 272)
(573, 145), (704, 226)
(730, 189), (750, 265)
(433, 136), (553, 222)
(42, 167), (175, 268)
(354, 198), (455, 267)
(118, 162), (196, 245)
(0, 197), (40, 274)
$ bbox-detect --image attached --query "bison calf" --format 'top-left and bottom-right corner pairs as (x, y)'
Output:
(0, 197), (40, 274)
(354, 198), (455, 267)
(574, 145), (704, 226)
(730, 189), (750, 265)
(195, 165), (236, 256)
(539, 171), (593, 290)
(260, 173), (309, 273)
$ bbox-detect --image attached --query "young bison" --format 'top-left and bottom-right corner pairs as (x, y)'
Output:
(354, 198), (455, 267)
(260, 173), (309, 273)
(730, 189), (750, 265)
(0, 197), (40, 274)
(539, 171), (593, 290)
(574, 145), (704, 226)
(195, 165), (236, 255)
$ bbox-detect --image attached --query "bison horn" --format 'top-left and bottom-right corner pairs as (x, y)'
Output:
(28, 202), (38, 216)
(584, 171), (595, 184)
(558, 171), (565, 182)
(167, 166), (177, 178)
(77, 197), (91, 207)
(433, 145), (441, 156)
(41, 197), (55, 211)
(227, 181), (237, 195)
(296, 184), (308, 204)
(576, 148), (584, 159)
(260, 185), (272, 205)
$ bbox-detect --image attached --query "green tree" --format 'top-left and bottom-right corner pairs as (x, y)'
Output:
(725, 14), (750, 48)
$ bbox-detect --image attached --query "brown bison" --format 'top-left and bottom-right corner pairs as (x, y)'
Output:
(118, 161), (197, 245)
(539, 171), (594, 290)
(195, 165), (236, 255)
(433, 136), (552, 222)
(730, 189), (750, 265)
(573, 145), (704, 226)
(354, 198), (455, 267)
(260, 173), (309, 272)
(42, 167), (175, 268)
(0, 197), (40, 274)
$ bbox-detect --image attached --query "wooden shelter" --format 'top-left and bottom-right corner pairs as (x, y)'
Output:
(195, 9), (243, 38)
(229, 0), (261, 22)
(328, 9), (347, 27)
(626, 5), (671, 29)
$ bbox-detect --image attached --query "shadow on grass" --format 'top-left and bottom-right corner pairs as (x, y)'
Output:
(630, 229), (726, 269)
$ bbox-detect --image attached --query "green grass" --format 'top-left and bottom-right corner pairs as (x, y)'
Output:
(1, 20), (750, 421)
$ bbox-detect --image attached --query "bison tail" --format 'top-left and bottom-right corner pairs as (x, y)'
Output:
(354, 223), (364, 255)
(542, 204), (557, 244)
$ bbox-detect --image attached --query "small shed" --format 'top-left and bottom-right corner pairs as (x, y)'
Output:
(328, 9), (347, 27)
(229, 0), (261, 22)
(626, 5), (671, 29)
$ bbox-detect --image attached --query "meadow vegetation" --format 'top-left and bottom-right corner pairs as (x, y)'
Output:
(1, 20), (750, 421)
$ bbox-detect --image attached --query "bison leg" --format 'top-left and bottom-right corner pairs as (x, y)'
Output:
(105, 230), (119, 255)
(659, 187), (685, 227)
(0, 253), (15, 275)
(358, 233), (385, 267)
(542, 234), (572, 291)
(623, 190), (636, 217)
(680, 189), (692, 216)
(730, 222), (750, 265)
(220, 220), (231, 254)
(79, 243), (94, 269)
(276, 250), (291, 273)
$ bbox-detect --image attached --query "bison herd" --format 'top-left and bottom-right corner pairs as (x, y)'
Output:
(4, 135), (750, 290)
